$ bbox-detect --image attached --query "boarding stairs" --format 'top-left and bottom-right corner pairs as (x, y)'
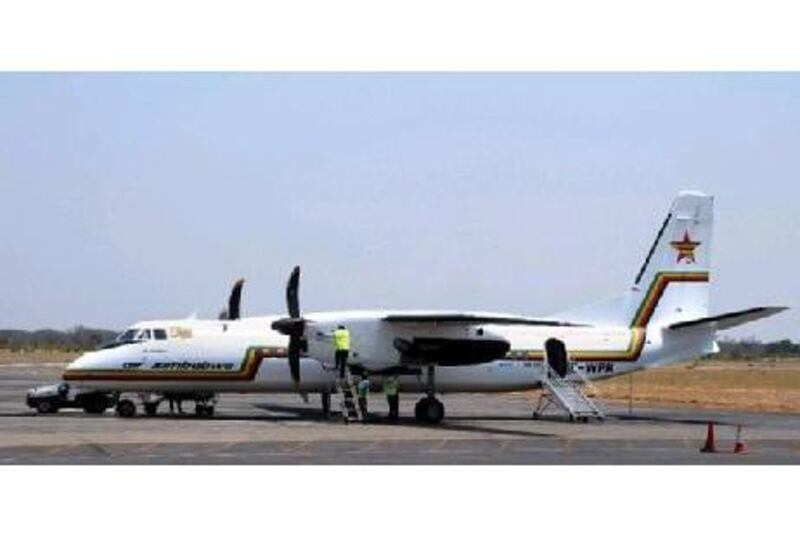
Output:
(335, 367), (362, 423)
(534, 362), (605, 422)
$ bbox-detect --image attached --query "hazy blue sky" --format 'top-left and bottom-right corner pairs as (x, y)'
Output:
(0, 73), (797, 340)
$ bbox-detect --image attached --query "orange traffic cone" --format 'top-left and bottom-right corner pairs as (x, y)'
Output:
(733, 424), (748, 454)
(700, 421), (717, 453)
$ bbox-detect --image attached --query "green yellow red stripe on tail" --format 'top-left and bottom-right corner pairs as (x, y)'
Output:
(630, 271), (710, 329)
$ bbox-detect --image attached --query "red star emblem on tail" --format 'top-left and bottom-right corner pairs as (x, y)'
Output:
(670, 230), (701, 264)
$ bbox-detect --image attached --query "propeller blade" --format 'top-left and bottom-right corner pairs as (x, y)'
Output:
(272, 266), (304, 386)
(225, 278), (245, 320)
(286, 266), (300, 318)
(288, 337), (301, 387)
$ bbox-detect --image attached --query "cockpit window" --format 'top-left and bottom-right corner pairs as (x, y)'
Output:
(119, 329), (140, 343)
(100, 328), (143, 350)
(99, 326), (168, 350)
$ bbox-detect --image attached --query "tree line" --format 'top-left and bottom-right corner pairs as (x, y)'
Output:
(0, 327), (118, 352)
(716, 337), (800, 359)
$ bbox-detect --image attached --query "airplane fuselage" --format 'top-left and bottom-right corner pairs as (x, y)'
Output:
(63, 311), (714, 394)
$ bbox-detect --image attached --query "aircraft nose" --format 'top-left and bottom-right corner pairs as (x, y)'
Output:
(66, 350), (100, 370)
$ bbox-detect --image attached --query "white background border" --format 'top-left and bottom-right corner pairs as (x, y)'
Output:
(1, 0), (800, 70)
(1, 1), (798, 531)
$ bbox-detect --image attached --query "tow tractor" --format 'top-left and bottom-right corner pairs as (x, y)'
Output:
(26, 383), (117, 415)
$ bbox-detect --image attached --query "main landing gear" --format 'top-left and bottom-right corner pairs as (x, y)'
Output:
(414, 365), (445, 424)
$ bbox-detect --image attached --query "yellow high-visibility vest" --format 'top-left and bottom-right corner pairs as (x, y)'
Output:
(383, 376), (399, 396)
(333, 328), (351, 351)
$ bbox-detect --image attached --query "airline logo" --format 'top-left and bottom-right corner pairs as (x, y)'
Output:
(670, 230), (701, 264)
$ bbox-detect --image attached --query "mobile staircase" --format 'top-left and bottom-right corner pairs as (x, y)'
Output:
(533, 361), (605, 422)
(335, 367), (363, 423)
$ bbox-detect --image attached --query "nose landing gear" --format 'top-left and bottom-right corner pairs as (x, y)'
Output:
(114, 393), (218, 418)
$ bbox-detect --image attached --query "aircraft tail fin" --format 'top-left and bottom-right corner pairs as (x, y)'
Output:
(624, 191), (713, 329)
(554, 191), (713, 328)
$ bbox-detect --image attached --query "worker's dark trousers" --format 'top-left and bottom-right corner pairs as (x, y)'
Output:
(358, 397), (368, 418)
(387, 394), (399, 419)
(335, 350), (349, 378)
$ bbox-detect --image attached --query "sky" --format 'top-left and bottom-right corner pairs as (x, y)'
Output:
(0, 73), (797, 340)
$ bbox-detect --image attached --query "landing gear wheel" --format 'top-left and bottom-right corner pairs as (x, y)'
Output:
(36, 400), (57, 414)
(144, 403), (158, 416)
(83, 399), (107, 414)
(195, 404), (214, 418)
(414, 397), (445, 424)
(414, 399), (425, 420)
(116, 399), (136, 418)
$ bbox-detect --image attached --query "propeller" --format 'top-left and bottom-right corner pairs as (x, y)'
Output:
(218, 278), (245, 320)
(271, 266), (305, 387)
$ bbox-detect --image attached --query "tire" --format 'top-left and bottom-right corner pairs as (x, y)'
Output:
(144, 403), (158, 416)
(195, 404), (214, 418)
(424, 398), (445, 423)
(414, 398), (445, 424)
(116, 399), (136, 418)
(36, 399), (57, 414)
(83, 402), (106, 415)
(414, 398), (428, 422)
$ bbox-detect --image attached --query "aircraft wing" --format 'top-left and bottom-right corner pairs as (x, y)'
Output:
(668, 306), (788, 331)
(383, 312), (587, 327)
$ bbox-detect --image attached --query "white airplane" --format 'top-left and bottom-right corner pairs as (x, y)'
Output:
(59, 191), (786, 422)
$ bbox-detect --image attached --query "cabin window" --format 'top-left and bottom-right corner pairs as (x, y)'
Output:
(136, 329), (151, 341)
(153, 329), (167, 340)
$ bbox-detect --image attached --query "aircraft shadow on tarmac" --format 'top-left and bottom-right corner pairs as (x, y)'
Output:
(252, 402), (558, 439)
(0, 405), (735, 438)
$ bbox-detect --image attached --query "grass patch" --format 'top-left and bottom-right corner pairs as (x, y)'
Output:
(595, 359), (800, 413)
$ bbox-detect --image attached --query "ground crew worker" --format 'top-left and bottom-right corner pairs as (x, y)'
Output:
(357, 374), (370, 421)
(384, 374), (399, 421)
(333, 325), (351, 379)
(167, 394), (184, 415)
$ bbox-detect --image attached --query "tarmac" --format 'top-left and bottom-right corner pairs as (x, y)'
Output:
(2, 364), (800, 464)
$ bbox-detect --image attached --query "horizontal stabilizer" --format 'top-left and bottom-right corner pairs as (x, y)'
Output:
(668, 306), (788, 331)
(383, 312), (587, 327)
